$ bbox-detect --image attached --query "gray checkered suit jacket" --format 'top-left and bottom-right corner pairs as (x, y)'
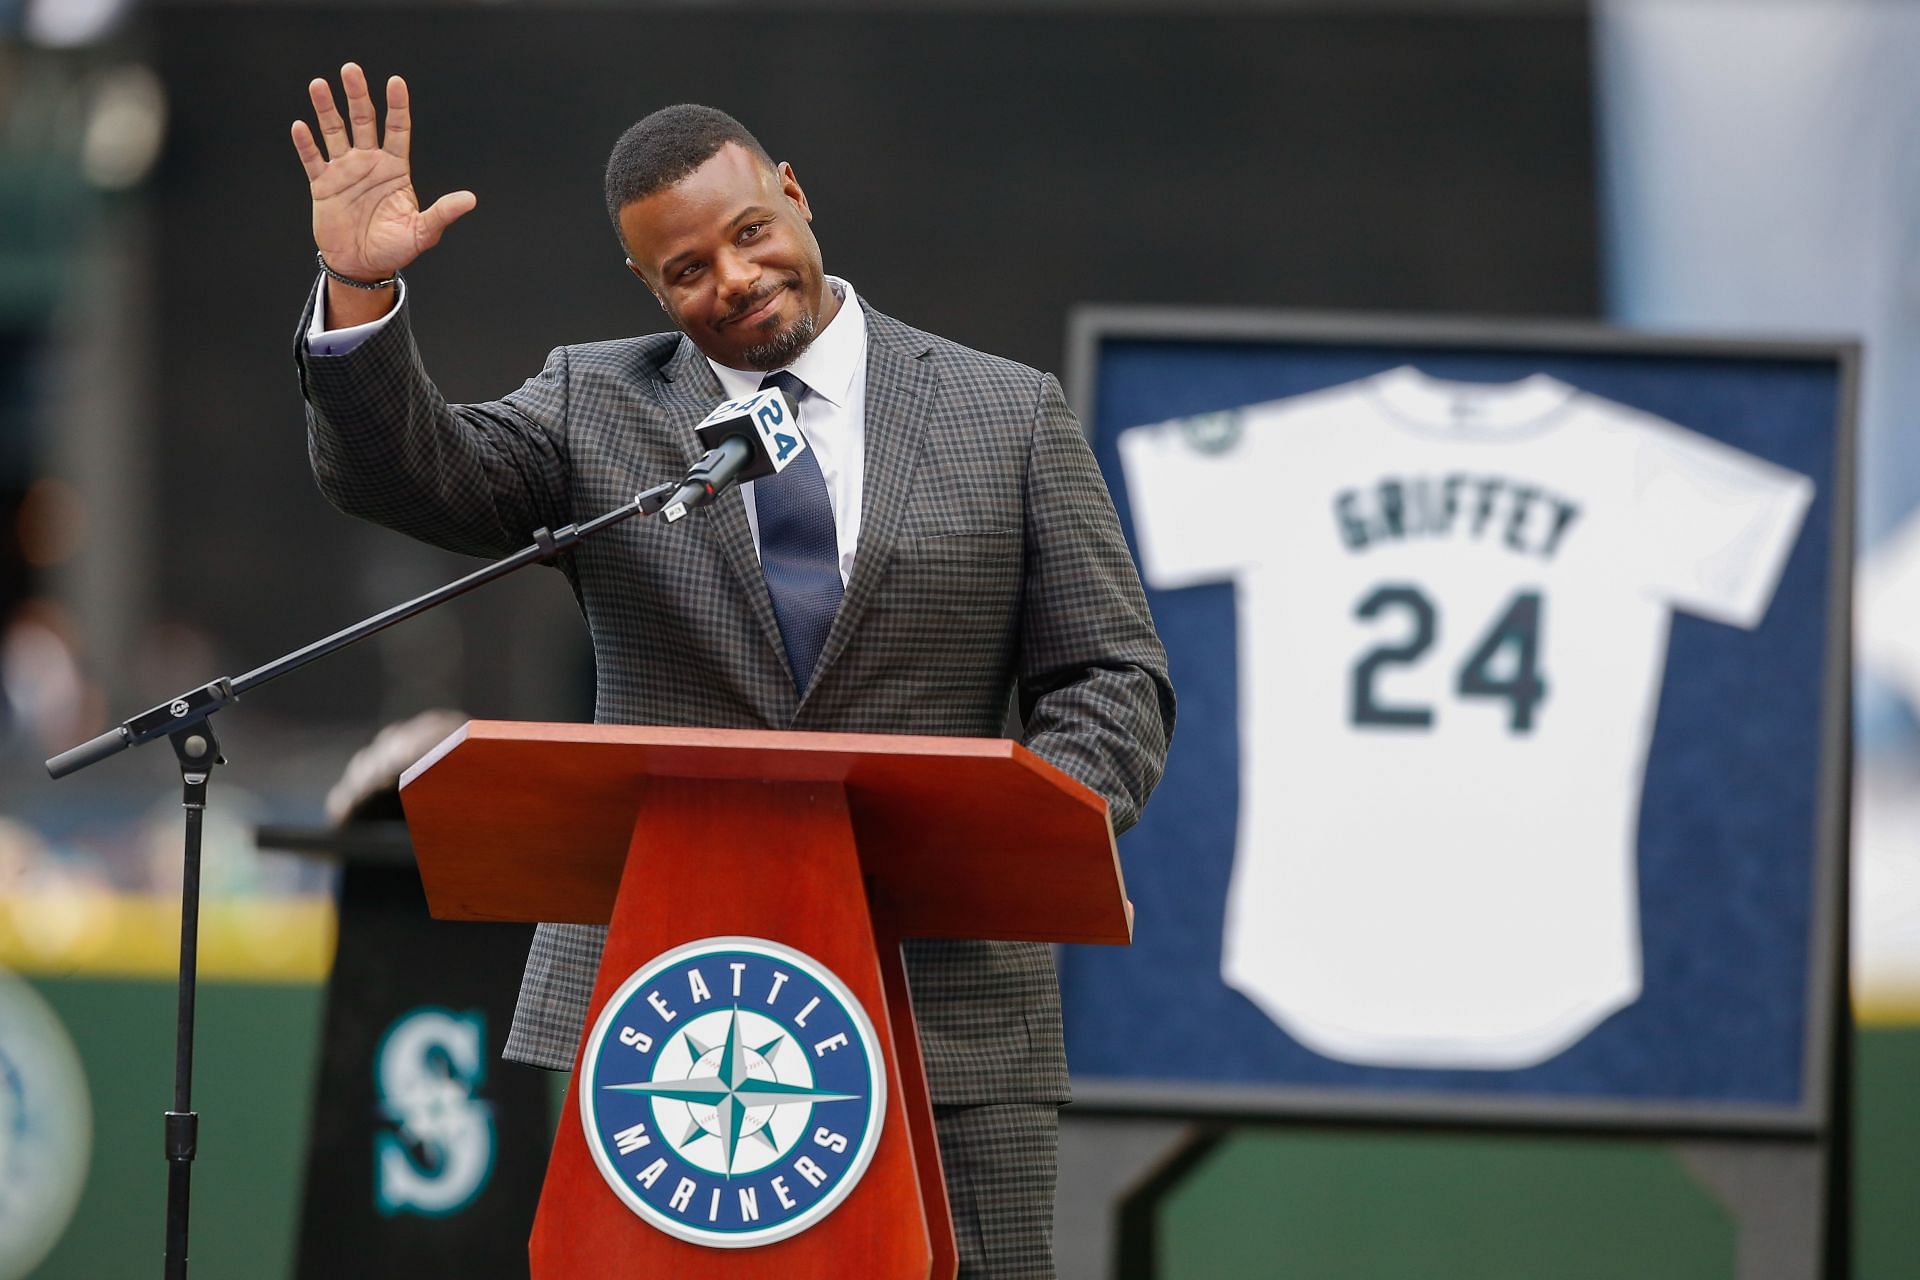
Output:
(297, 288), (1173, 1105)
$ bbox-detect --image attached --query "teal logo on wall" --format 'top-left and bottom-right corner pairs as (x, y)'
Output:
(579, 937), (886, 1248)
(0, 972), (91, 1276)
(374, 1007), (496, 1216)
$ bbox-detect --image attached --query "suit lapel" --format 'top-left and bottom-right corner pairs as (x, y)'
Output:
(801, 307), (933, 705)
(660, 338), (797, 690)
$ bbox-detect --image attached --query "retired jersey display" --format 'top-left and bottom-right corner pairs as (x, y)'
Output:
(1118, 366), (1814, 1069)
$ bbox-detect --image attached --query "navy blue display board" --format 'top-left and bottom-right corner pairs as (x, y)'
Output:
(1058, 310), (1853, 1132)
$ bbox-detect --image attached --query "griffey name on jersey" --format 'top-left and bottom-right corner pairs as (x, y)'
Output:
(1335, 473), (1581, 558)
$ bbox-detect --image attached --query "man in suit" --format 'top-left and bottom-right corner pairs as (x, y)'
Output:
(291, 63), (1172, 1276)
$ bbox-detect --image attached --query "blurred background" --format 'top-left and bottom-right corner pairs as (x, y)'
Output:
(0, 0), (1915, 1276)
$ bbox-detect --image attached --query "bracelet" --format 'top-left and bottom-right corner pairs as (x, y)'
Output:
(315, 250), (398, 291)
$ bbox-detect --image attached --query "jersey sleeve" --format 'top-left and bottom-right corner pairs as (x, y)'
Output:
(1628, 416), (1815, 629)
(1116, 412), (1260, 589)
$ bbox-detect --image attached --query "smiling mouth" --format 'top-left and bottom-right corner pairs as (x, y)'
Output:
(724, 285), (788, 329)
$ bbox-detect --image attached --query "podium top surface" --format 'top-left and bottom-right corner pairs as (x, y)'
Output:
(399, 722), (1131, 945)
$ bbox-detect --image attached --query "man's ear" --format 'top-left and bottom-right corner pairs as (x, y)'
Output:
(626, 258), (665, 309)
(776, 161), (813, 224)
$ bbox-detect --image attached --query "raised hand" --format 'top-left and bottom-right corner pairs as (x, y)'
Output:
(291, 63), (475, 287)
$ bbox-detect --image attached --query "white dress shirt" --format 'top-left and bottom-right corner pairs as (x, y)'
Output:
(704, 278), (866, 586)
(308, 274), (869, 585)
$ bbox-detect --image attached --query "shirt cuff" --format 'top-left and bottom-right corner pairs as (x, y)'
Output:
(305, 274), (408, 356)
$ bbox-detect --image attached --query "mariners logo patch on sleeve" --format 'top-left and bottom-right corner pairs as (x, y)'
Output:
(578, 937), (886, 1248)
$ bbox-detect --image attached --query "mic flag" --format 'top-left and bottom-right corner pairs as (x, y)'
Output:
(697, 387), (805, 469)
(661, 387), (808, 522)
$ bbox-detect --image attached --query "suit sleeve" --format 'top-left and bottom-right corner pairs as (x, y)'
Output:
(1016, 372), (1175, 835)
(295, 283), (572, 559)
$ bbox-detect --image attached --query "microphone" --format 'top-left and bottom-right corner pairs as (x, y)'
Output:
(660, 387), (808, 522)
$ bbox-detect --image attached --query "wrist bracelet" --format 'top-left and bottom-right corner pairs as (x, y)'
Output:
(315, 250), (398, 291)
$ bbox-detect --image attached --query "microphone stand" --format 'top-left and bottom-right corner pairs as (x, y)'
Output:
(45, 481), (677, 1279)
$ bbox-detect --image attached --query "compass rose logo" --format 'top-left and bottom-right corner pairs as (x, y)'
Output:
(579, 937), (885, 1248)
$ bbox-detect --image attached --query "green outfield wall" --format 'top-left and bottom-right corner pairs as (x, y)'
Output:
(21, 977), (1920, 1278)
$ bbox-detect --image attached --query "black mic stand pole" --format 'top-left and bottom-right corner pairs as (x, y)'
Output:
(45, 483), (675, 1279)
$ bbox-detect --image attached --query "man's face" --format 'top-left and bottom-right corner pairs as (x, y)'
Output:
(620, 142), (835, 371)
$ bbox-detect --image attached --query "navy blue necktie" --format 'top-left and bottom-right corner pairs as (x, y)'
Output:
(754, 371), (843, 691)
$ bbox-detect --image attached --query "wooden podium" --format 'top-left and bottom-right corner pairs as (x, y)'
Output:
(398, 721), (1132, 1279)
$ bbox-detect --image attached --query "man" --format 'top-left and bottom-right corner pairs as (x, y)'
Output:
(291, 63), (1172, 1276)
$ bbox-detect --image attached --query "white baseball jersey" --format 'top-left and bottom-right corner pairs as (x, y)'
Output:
(1118, 367), (1814, 1069)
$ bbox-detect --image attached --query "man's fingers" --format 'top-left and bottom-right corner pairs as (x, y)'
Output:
(382, 75), (411, 162)
(340, 62), (378, 150)
(307, 77), (349, 160)
(290, 120), (327, 182)
(416, 190), (478, 247)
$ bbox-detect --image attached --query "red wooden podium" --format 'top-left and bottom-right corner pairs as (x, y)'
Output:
(398, 721), (1132, 1279)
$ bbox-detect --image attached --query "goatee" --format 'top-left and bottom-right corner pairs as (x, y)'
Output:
(742, 307), (817, 372)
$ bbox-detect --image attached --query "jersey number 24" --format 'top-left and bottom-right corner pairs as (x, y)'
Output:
(1351, 586), (1546, 733)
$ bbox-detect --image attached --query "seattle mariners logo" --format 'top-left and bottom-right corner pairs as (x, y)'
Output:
(580, 937), (886, 1248)
(1180, 409), (1244, 455)
(373, 1007), (495, 1217)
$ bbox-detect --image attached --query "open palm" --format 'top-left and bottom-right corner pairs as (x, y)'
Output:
(291, 63), (474, 282)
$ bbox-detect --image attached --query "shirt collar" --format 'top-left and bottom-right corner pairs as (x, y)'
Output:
(707, 276), (865, 406)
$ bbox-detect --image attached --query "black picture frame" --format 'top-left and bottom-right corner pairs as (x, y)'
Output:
(1059, 307), (1855, 1140)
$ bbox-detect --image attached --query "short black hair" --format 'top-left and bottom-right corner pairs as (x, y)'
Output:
(605, 104), (773, 252)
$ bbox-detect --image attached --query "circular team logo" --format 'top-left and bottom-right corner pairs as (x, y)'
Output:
(0, 970), (92, 1276)
(579, 937), (885, 1248)
(1180, 409), (1244, 455)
